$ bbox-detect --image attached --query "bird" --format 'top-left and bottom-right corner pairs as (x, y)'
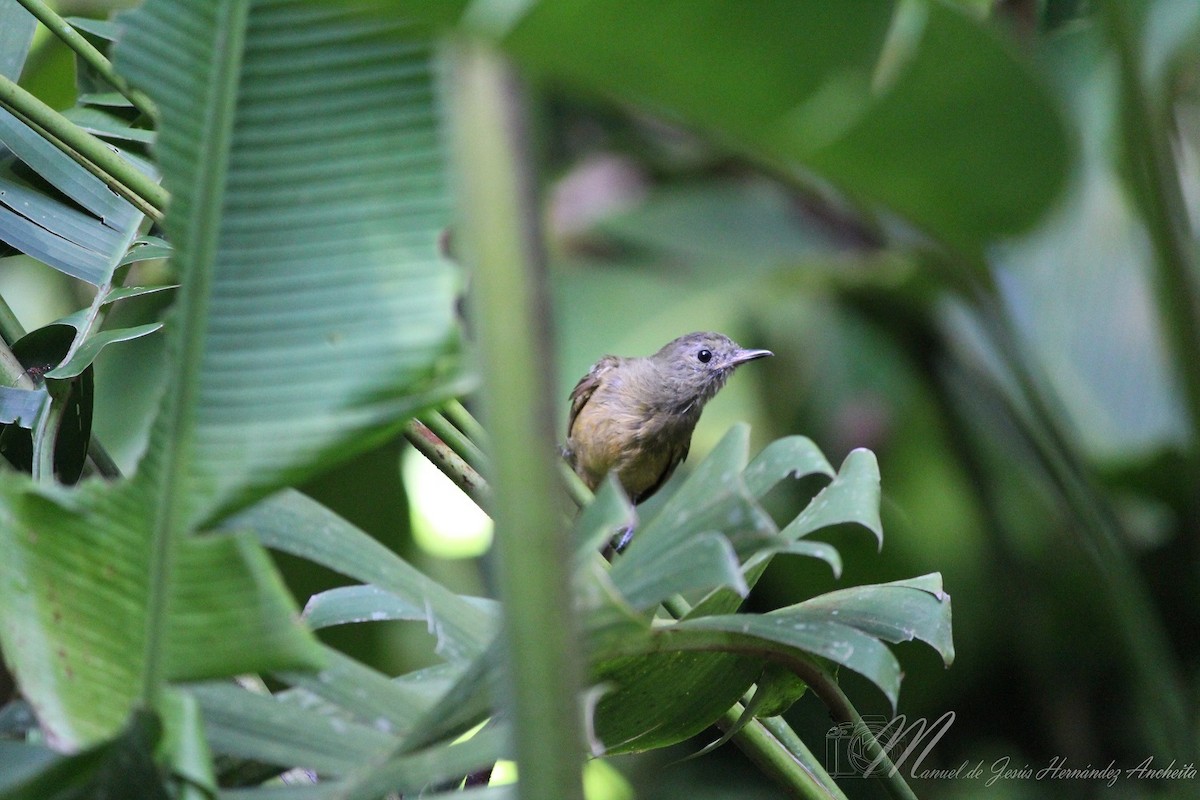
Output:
(563, 332), (772, 551)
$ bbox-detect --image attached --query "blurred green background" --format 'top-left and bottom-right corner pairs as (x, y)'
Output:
(5, 0), (1200, 797)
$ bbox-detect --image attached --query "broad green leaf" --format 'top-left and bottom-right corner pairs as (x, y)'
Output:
(613, 530), (746, 611)
(682, 663), (806, 761)
(485, 0), (1070, 251)
(190, 683), (394, 776)
(335, 725), (507, 800)
(571, 474), (636, 559)
(0, 111), (144, 283)
(0, 387), (45, 427)
(591, 652), (762, 754)
(674, 614), (903, 708)
(45, 323), (163, 380)
(302, 585), (427, 630)
(0, 177), (137, 284)
(675, 573), (955, 708)
(64, 17), (122, 42)
(397, 641), (505, 753)
(0, 0), (466, 748)
(117, 236), (172, 266)
(60, 107), (155, 144)
(0, 479), (321, 748)
(0, 712), (167, 800)
(114, 0), (464, 525)
(223, 727), (509, 800)
(102, 285), (177, 304)
(234, 490), (495, 660)
(275, 647), (433, 739)
(609, 424), (775, 581)
(795, 573), (955, 666)
(166, 532), (324, 680)
(0, 4), (36, 81)
(780, 448), (882, 546)
(741, 435), (835, 499)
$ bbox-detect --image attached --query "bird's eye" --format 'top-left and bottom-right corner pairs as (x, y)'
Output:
(697, 349), (713, 363)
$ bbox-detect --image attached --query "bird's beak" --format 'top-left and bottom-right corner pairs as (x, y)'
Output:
(731, 348), (773, 366)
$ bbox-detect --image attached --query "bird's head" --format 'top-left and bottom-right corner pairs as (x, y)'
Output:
(649, 331), (772, 409)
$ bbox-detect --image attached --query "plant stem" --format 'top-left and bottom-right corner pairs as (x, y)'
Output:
(417, 408), (487, 474)
(403, 419), (490, 508)
(444, 398), (489, 447)
(719, 704), (850, 800)
(448, 42), (585, 800)
(15, 0), (157, 120)
(0, 73), (167, 215)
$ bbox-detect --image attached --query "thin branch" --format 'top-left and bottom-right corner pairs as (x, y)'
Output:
(417, 408), (487, 475)
(15, 0), (157, 120)
(0, 73), (167, 216)
(403, 418), (490, 508)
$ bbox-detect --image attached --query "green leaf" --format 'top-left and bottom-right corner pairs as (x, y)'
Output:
(613, 530), (746, 611)
(0, 177), (139, 284)
(609, 424), (775, 580)
(191, 683), (395, 776)
(591, 652), (762, 754)
(489, 0), (1070, 251)
(0, 324), (93, 483)
(794, 573), (955, 666)
(234, 490), (495, 660)
(113, 0), (465, 524)
(60, 107), (156, 144)
(64, 17), (122, 42)
(302, 585), (427, 630)
(102, 284), (177, 304)
(275, 647), (435, 739)
(681, 664), (806, 761)
(117, 236), (172, 266)
(780, 448), (882, 547)
(0, 4), (37, 81)
(0, 479), (322, 748)
(674, 573), (955, 708)
(571, 474), (636, 559)
(0, 387), (45, 427)
(741, 435), (835, 499)
(167, 532), (324, 680)
(0, 712), (168, 800)
(674, 613), (903, 708)
(45, 323), (163, 380)
(0, 111), (145, 284)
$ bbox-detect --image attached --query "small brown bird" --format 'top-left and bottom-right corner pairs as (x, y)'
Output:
(564, 332), (772, 511)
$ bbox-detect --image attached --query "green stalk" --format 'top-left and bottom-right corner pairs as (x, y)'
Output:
(448, 43), (585, 800)
(719, 704), (850, 800)
(0, 73), (168, 215)
(15, 0), (157, 119)
(403, 418), (490, 508)
(417, 408), (488, 474)
(444, 398), (489, 447)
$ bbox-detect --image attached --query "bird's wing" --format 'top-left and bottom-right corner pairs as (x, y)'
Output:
(566, 355), (619, 438)
(633, 438), (689, 505)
